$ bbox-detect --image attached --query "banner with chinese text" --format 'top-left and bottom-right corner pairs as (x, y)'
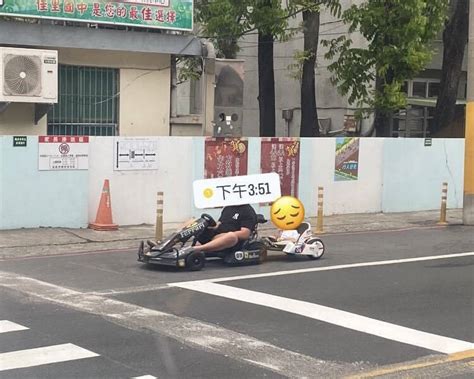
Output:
(335, 137), (360, 181)
(204, 138), (248, 179)
(260, 138), (300, 197)
(0, 0), (193, 31)
(38, 135), (89, 171)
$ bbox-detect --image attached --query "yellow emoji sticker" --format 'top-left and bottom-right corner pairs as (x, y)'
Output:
(203, 188), (214, 198)
(270, 196), (305, 230)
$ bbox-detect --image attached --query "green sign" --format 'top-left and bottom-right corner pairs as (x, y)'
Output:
(0, 0), (193, 31)
(13, 136), (27, 147)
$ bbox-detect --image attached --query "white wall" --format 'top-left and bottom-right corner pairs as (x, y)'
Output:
(0, 136), (465, 229)
(88, 137), (194, 226)
(299, 138), (383, 217)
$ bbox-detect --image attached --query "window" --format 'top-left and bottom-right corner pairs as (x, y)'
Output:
(48, 65), (119, 136)
(412, 82), (427, 98)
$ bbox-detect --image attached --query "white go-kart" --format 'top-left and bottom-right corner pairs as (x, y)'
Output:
(262, 221), (325, 260)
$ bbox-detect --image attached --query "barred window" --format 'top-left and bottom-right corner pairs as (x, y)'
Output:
(48, 65), (119, 136)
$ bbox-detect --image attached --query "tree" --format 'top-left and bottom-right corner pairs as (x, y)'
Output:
(322, 0), (448, 136)
(432, 0), (469, 135)
(297, 1), (341, 137)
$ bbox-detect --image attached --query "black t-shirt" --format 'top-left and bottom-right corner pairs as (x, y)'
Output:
(216, 204), (257, 234)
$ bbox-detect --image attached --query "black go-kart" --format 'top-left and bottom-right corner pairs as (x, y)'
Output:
(137, 213), (268, 271)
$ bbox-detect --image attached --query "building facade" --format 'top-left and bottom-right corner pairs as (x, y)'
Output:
(0, 0), (216, 137)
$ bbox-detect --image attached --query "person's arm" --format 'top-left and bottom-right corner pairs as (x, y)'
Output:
(236, 207), (256, 240)
(208, 221), (222, 230)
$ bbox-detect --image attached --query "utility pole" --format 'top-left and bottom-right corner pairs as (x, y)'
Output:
(465, 0), (474, 225)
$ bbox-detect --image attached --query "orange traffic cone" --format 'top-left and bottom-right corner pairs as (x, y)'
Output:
(88, 179), (118, 231)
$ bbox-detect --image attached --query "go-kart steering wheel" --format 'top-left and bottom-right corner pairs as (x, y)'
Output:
(201, 213), (217, 227)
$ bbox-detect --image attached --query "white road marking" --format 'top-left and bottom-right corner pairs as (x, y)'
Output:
(132, 376), (157, 379)
(0, 320), (29, 334)
(0, 343), (99, 371)
(171, 252), (474, 286)
(0, 271), (364, 378)
(172, 281), (474, 355)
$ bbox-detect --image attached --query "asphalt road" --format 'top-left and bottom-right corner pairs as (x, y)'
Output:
(0, 225), (473, 378)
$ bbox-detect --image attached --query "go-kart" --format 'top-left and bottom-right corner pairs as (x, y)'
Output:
(261, 222), (325, 260)
(137, 213), (268, 271)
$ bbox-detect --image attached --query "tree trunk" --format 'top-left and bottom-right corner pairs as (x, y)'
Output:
(258, 30), (276, 137)
(433, 0), (469, 135)
(374, 75), (388, 136)
(300, 10), (320, 137)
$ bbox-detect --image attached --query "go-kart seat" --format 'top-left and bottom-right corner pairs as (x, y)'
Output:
(296, 222), (310, 235)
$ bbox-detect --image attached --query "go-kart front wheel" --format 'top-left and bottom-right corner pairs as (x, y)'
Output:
(186, 251), (206, 271)
(306, 238), (325, 260)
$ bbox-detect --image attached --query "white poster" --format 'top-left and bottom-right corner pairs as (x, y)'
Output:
(193, 173), (281, 209)
(38, 136), (89, 171)
(114, 137), (158, 171)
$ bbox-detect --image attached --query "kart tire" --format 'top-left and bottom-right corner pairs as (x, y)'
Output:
(186, 251), (205, 271)
(246, 240), (267, 264)
(306, 238), (325, 260)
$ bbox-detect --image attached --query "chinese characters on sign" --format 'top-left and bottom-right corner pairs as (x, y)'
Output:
(38, 136), (89, 171)
(13, 136), (27, 147)
(204, 138), (248, 179)
(0, 0), (192, 31)
(261, 138), (300, 197)
(114, 137), (158, 171)
(193, 173), (281, 209)
(334, 137), (360, 181)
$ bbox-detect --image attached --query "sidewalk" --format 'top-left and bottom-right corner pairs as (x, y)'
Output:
(0, 209), (464, 260)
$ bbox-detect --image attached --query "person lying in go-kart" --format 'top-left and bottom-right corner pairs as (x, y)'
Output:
(148, 204), (258, 254)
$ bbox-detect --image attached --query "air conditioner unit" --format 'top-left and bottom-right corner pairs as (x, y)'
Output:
(0, 47), (58, 103)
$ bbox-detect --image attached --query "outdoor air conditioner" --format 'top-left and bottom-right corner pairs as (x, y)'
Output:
(0, 47), (58, 103)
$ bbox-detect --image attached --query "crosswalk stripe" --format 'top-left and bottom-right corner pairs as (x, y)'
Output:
(132, 375), (157, 379)
(173, 281), (474, 355)
(0, 320), (29, 334)
(0, 343), (99, 372)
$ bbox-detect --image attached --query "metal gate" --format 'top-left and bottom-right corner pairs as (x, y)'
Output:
(48, 65), (119, 136)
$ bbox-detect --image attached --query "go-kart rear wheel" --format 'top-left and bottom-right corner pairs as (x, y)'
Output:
(186, 251), (205, 271)
(306, 238), (325, 260)
(246, 240), (267, 264)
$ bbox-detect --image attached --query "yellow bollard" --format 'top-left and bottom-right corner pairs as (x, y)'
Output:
(315, 186), (325, 234)
(437, 182), (448, 225)
(155, 191), (164, 241)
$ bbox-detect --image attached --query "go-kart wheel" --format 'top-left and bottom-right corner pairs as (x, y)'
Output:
(246, 240), (268, 264)
(306, 238), (325, 260)
(201, 213), (217, 227)
(185, 251), (206, 271)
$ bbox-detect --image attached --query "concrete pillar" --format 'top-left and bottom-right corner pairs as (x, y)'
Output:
(464, 0), (474, 224)
(202, 41), (216, 136)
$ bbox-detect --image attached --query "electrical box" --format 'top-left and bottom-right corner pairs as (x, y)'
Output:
(213, 59), (245, 137)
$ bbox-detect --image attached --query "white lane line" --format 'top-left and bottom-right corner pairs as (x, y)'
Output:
(0, 343), (99, 372)
(132, 376), (157, 379)
(171, 252), (474, 285)
(0, 271), (363, 378)
(173, 281), (474, 355)
(0, 321), (29, 334)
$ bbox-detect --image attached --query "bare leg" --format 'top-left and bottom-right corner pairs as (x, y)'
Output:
(198, 232), (238, 252)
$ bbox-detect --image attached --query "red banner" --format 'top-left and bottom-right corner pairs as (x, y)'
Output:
(261, 138), (300, 197)
(204, 138), (248, 179)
